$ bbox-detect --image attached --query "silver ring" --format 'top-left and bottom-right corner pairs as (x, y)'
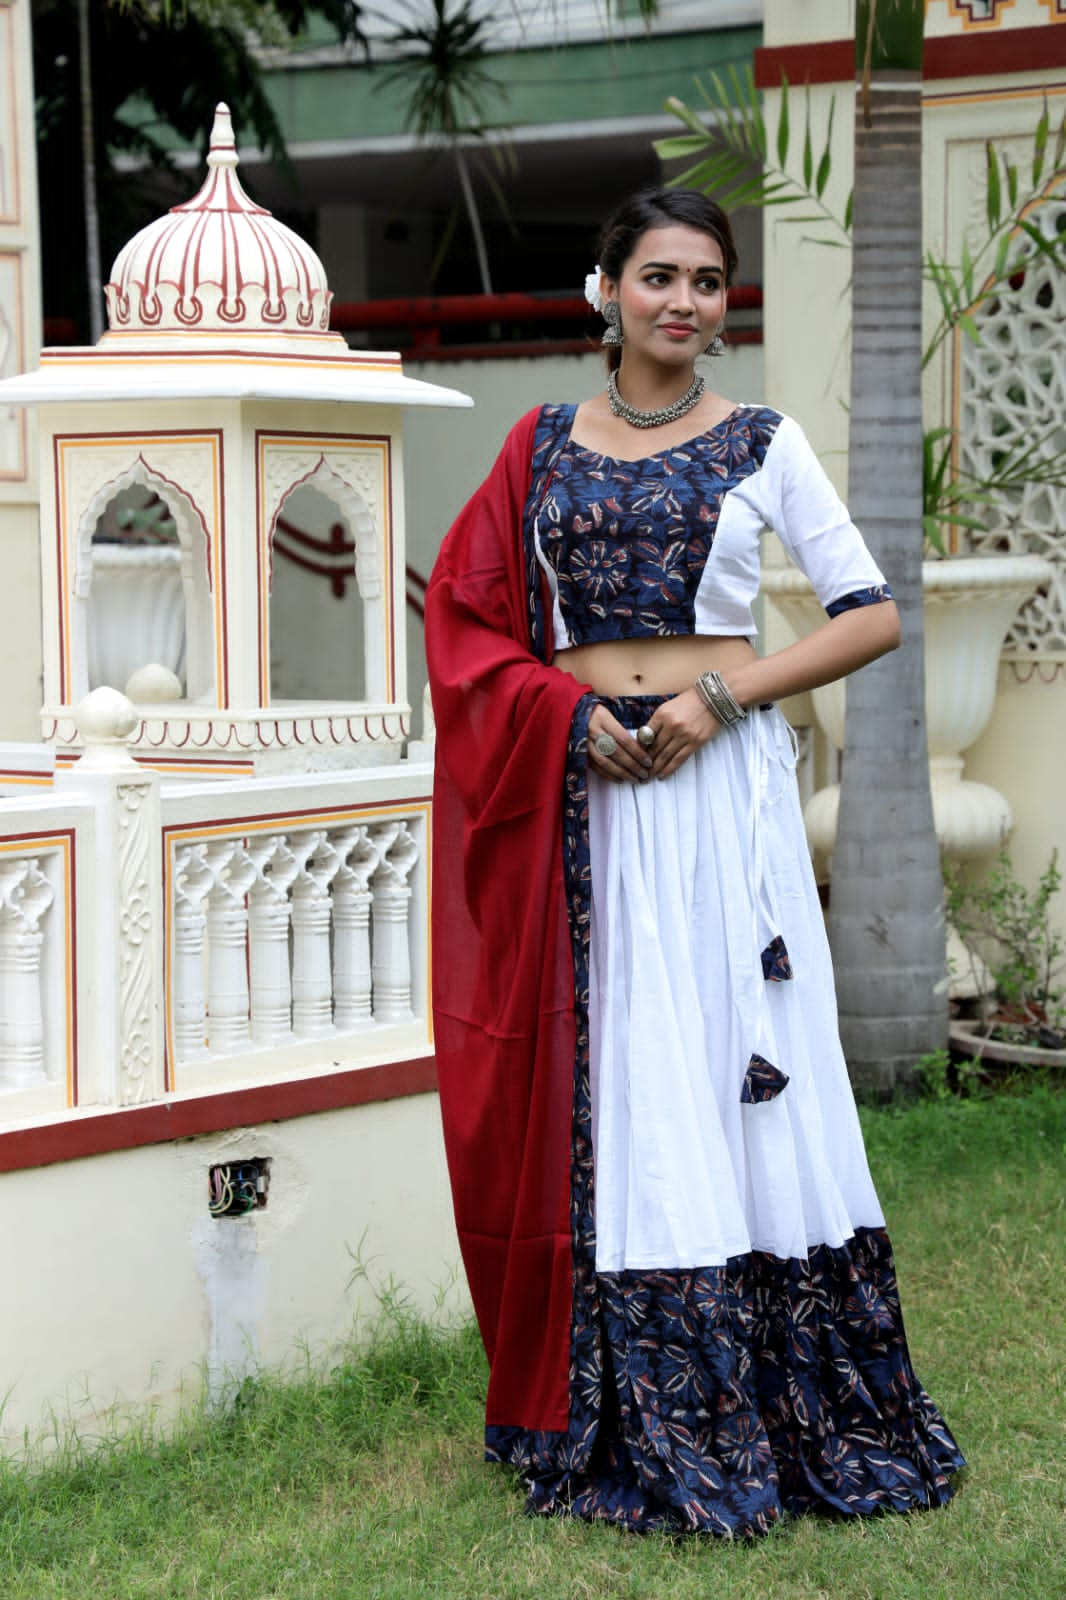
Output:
(636, 724), (656, 749)
(593, 732), (618, 758)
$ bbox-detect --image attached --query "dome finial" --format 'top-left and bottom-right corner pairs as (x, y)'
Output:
(207, 102), (238, 170)
(104, 101), (332, 335)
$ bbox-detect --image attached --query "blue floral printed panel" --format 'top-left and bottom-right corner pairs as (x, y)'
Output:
(761, 934), (793, 982)
(825, 584), (894, 617)
(742, 1053), (790, 1104)
(534, 407), (782, 644)
(521, 405), (579, 660)
(484, 694), (964, 1536)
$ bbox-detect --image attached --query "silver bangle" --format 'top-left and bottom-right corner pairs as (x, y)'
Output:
(694, 670), (747, 728)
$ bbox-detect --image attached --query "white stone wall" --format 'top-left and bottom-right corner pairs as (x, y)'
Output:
(0, 0), (43, 738)
(762, 0), (1066, 918)
(0, 1094), (464, 1447)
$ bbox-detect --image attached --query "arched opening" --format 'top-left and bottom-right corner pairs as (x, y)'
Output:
(88, 483), (186, 695)
(76, 462), (216, 705)
(269, 480), (369, 703)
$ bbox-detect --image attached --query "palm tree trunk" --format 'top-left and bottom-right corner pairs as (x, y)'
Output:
(453, 145), (493, 296)
(828, 0), (947, 1098)
(77, 0), (104, 342)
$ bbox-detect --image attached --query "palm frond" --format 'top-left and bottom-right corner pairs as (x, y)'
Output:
(655, 67), (848, 241)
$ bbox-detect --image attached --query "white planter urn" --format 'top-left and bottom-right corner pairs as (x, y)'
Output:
(87, 544), (186, 696)
(762, 554), (1053, 860)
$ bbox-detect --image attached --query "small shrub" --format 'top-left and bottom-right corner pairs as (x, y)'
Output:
(945, 850), (1065, 1046)
(914, 1048), (983, 1101)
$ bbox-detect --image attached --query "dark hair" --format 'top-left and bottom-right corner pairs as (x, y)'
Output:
(596, 187), (739, 371)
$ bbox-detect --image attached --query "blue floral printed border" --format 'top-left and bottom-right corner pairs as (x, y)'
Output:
(485, 697), (964, 1533)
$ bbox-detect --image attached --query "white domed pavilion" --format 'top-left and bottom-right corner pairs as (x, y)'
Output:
(0, 104), (470, 775)
(107, 107), (333, 339)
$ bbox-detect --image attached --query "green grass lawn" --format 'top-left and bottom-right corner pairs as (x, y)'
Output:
(1, 1086), (1064, 1600)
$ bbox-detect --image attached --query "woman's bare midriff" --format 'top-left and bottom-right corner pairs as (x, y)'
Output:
(554, 634), (759, 698)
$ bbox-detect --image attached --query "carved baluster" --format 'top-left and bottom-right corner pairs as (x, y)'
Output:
(291, 832), (342, 1038)
(370, 821), (419, 1023)
(248, 835), (299, 1045)
(0, 859), (55, 1089)
(331, 828), (378, 1030)
(172, 844), (213, 1061)
(204, 840), (257, 1052)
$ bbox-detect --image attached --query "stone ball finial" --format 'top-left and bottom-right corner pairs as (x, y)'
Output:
(75, 687), (140, 767)
(126, 663), (184, 703)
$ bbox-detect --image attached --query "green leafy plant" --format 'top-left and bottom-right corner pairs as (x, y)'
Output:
(658, 69), (850, 236)
(945, 851), (1065, 1046)
(374, 0), (513, 293)
(656, 72), (1066, 558)
(922, 422), (1066, 556)
(913, 1046), (983, 1101)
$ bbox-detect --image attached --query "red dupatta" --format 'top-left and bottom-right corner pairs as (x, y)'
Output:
(424, 408), (589, 1431)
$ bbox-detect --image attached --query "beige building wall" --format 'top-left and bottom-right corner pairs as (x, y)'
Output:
(0, 0), (43, 737)
(762, 0), (1066, 925)
(0, 1091), (463, 1447)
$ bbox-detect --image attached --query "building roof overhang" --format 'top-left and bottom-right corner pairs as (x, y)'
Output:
(0, 336), (473, 409)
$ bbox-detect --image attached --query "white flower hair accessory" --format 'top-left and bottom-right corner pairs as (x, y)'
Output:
(584, 266), (605, 314)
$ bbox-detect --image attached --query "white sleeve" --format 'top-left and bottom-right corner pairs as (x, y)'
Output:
(762, 415), (889, 611)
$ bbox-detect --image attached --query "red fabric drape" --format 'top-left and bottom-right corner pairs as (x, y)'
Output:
(425, 409), (590, 1431)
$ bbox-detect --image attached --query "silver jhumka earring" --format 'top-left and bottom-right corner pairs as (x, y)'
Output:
(601, 300), (624, 347)
(706, 328), (725, 356)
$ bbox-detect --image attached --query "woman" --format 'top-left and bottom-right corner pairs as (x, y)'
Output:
(425, 187), (963, 1535)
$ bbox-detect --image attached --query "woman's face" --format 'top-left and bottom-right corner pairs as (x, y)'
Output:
(603, 223), (727, 368)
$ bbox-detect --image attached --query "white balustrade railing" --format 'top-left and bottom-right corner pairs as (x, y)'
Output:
(0, 693), (434, 1127)
(161, 765), (431, 1089)
(0, 853), (56, 1088)
(0, 793), (95, 1118)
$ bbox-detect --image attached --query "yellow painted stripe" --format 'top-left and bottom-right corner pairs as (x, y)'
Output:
(41, 352), (401, 371)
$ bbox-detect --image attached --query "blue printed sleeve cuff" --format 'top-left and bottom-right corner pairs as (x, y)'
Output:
(825, 584), (894, 618)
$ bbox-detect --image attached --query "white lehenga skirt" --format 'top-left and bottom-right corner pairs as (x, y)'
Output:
(587, 704), (885, 1275)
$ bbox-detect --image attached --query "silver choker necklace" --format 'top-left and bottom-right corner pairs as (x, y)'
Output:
(607, 370), (705, 429)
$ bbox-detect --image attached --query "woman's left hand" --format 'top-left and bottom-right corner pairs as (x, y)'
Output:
(645, 687), (722, 779)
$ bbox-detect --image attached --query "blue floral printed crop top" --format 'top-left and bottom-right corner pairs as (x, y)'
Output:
(525, 403), (891, 650)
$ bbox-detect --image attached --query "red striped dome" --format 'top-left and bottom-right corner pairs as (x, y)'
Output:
(105, 104), (332, 336)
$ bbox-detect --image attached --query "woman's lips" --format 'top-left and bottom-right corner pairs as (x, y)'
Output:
(660, 324), (697, 338)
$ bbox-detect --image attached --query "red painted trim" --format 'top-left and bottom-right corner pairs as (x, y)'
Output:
(0, 1055), (439, 1174)
(753, 40), (852, 88)
(386, 436), (396, 698)
(331, 288), (764, 329)
(925, 25), (1066, 76)
(753, 25), (1065, 88)
(160, 792), (429, 841)
(216, 432), (229, 707)
(408, 330), (763, 364)
(332, 292), (589, 329)
(52, 434), (65, 702)
(0, 829), (79, 1104)
(42, 318), (79, 345)
(255, 429), (265, 704)
(68, 835), (79, 1105)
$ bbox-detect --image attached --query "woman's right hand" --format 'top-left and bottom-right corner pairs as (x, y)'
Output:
(586, 704), (654, 784)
